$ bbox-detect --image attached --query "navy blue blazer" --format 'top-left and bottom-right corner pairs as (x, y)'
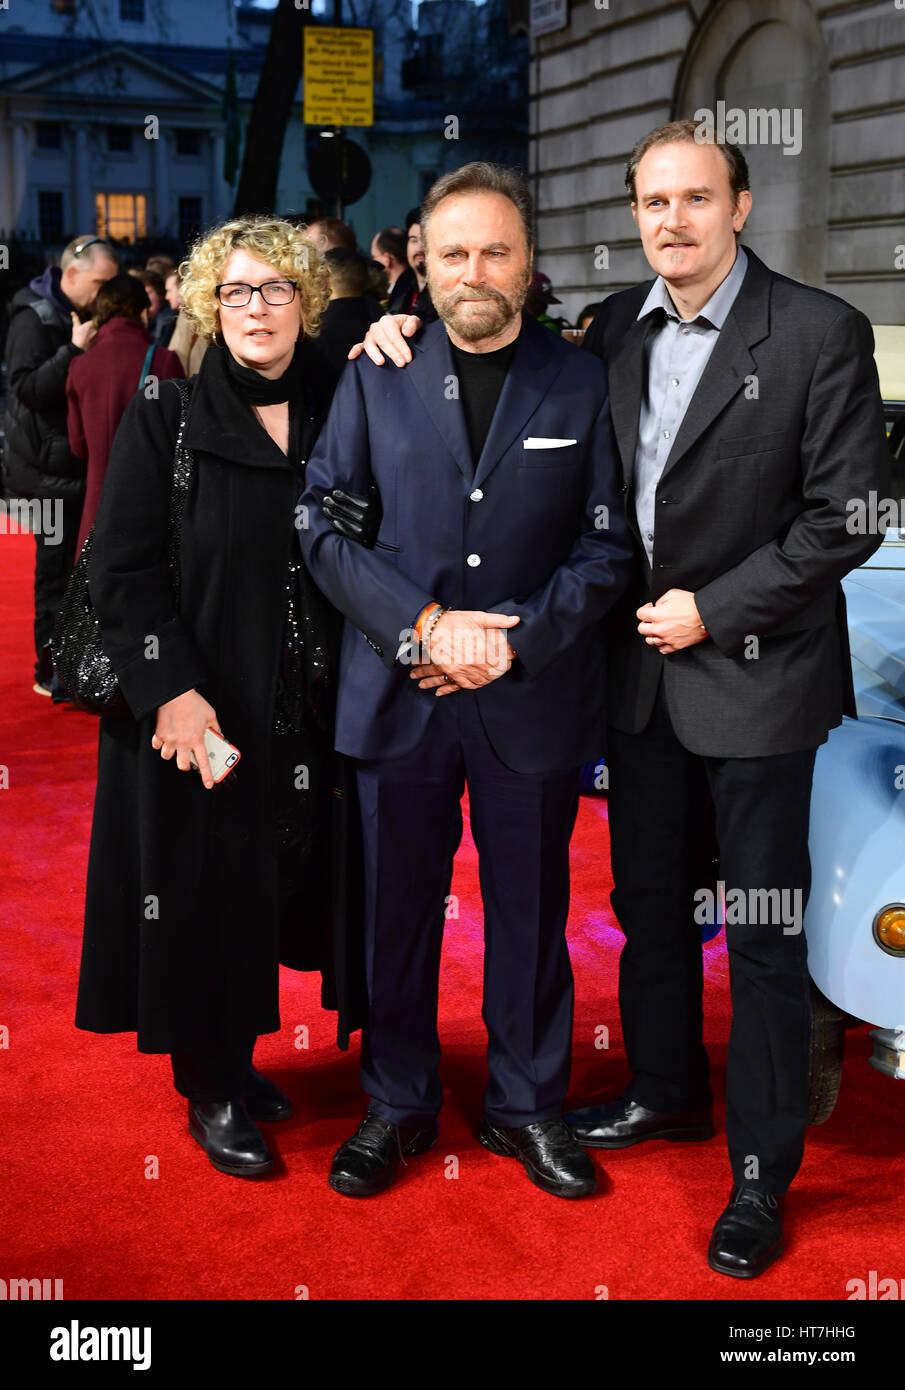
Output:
(299, 313), (633, 774)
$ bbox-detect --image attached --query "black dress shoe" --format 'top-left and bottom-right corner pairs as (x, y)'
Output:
(565, 1094), (713, 1149)
(244, 1066), (292, 1121)
(708, 1186), (784, 1278)
(187, 1099), (274, 1177)
(478, 1117), (597, 1199)
(329, 1110), (438, 1197)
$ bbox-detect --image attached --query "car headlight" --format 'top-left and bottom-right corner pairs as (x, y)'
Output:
(873, 904), (905, 957)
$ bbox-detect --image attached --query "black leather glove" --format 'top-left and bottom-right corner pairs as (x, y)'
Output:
(323, 484), (383, 549)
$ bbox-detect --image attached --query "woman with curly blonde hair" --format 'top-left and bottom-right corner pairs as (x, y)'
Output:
(75, 216), (376, 1178)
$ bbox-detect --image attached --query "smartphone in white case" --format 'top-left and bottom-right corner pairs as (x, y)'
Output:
(189, 727), (241, 783)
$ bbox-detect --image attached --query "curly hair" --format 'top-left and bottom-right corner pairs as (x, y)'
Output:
(178, 215), (330, 342)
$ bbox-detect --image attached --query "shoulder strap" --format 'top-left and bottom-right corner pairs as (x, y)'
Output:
(138, 342), (156, 391)
(166, 379), (194, 609)
(31, 298), (62, 327)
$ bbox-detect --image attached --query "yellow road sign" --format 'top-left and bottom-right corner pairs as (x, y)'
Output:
(304, 26), (374, 128)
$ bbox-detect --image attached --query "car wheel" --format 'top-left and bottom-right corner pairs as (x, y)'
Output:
(808, 980), (847, 1124)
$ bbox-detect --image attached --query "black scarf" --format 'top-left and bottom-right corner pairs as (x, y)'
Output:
(223, 338), (306, 405)
(220, 338), (338, 738)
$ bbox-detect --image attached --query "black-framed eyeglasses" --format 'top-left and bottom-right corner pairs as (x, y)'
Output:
(73, 237), (111, 258)
(215, 280), (297, 307)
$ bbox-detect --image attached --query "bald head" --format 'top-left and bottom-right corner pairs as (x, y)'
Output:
(60, 235), (119, 312)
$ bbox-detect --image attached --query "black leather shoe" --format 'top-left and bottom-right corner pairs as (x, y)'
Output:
(708, 1186), (784, 1278)
(329, 1110), (438, 1197)
(478, 1117), (597, 1199)
(244, 1067), (292, 1121)
(187, 1099), (274, 1177)
(565, 1094), (713, 1148)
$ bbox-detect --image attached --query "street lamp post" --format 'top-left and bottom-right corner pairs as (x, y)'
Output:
(334, 0), (344, 221)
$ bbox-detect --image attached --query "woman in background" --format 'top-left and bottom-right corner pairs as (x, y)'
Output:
(66, 273), (183, 553)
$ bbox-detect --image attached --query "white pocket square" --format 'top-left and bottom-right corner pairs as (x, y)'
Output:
(523, 436), (578, 449)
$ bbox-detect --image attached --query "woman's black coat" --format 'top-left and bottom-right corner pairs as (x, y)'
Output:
(75, 340), (365, 1053)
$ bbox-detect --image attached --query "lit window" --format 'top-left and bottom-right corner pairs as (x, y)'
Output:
(95, 193), (147, 244)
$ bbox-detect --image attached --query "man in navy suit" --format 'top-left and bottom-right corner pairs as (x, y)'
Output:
(299, 162), (633, 1199)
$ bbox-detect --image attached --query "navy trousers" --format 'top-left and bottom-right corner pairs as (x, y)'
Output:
(355, 690), (580, 1128)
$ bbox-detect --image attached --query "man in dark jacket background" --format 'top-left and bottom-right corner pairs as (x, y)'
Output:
(370, 226), (412, 314)
(314, 248), (382, 376)
(4, 234), (118, 693)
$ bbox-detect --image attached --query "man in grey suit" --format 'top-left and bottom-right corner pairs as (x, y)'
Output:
(565, 120), (890, 1277)
(355, 118), (890, 1277)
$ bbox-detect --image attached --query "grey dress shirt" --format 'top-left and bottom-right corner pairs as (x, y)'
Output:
(634, 247), (749, 566)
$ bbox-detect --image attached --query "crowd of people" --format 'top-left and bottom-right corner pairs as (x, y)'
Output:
(1, 134), (891, 1285)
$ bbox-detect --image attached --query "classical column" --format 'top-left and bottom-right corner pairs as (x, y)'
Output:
(211, 130), (227, 222)
(0, 125), (9, 235)
(153, 124), (169, 235)
(11, 123), (28, 235)
(71, 125), (95, 234)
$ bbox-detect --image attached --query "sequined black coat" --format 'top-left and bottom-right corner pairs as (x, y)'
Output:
(75, 340), (366, 1053)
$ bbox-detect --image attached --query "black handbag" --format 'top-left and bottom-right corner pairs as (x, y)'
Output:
(51, 378), (195, 716)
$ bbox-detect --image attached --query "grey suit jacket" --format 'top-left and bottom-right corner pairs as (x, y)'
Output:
(583, 248), (891, 757)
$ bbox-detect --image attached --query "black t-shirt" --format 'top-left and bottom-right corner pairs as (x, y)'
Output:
(449, 337), (517, 466)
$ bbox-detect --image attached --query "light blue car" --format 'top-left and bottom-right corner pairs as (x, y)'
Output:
(805, 330), (905, 1122)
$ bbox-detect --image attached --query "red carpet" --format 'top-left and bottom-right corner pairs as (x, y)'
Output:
(2, 529), (903, 1301)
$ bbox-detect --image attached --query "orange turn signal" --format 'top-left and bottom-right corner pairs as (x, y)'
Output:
(873, 904), (905, 956)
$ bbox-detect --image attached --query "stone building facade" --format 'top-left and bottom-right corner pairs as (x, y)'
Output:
(525, 0), (905, 327)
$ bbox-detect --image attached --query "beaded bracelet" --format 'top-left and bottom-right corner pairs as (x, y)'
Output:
(423, 605), (449, 655)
